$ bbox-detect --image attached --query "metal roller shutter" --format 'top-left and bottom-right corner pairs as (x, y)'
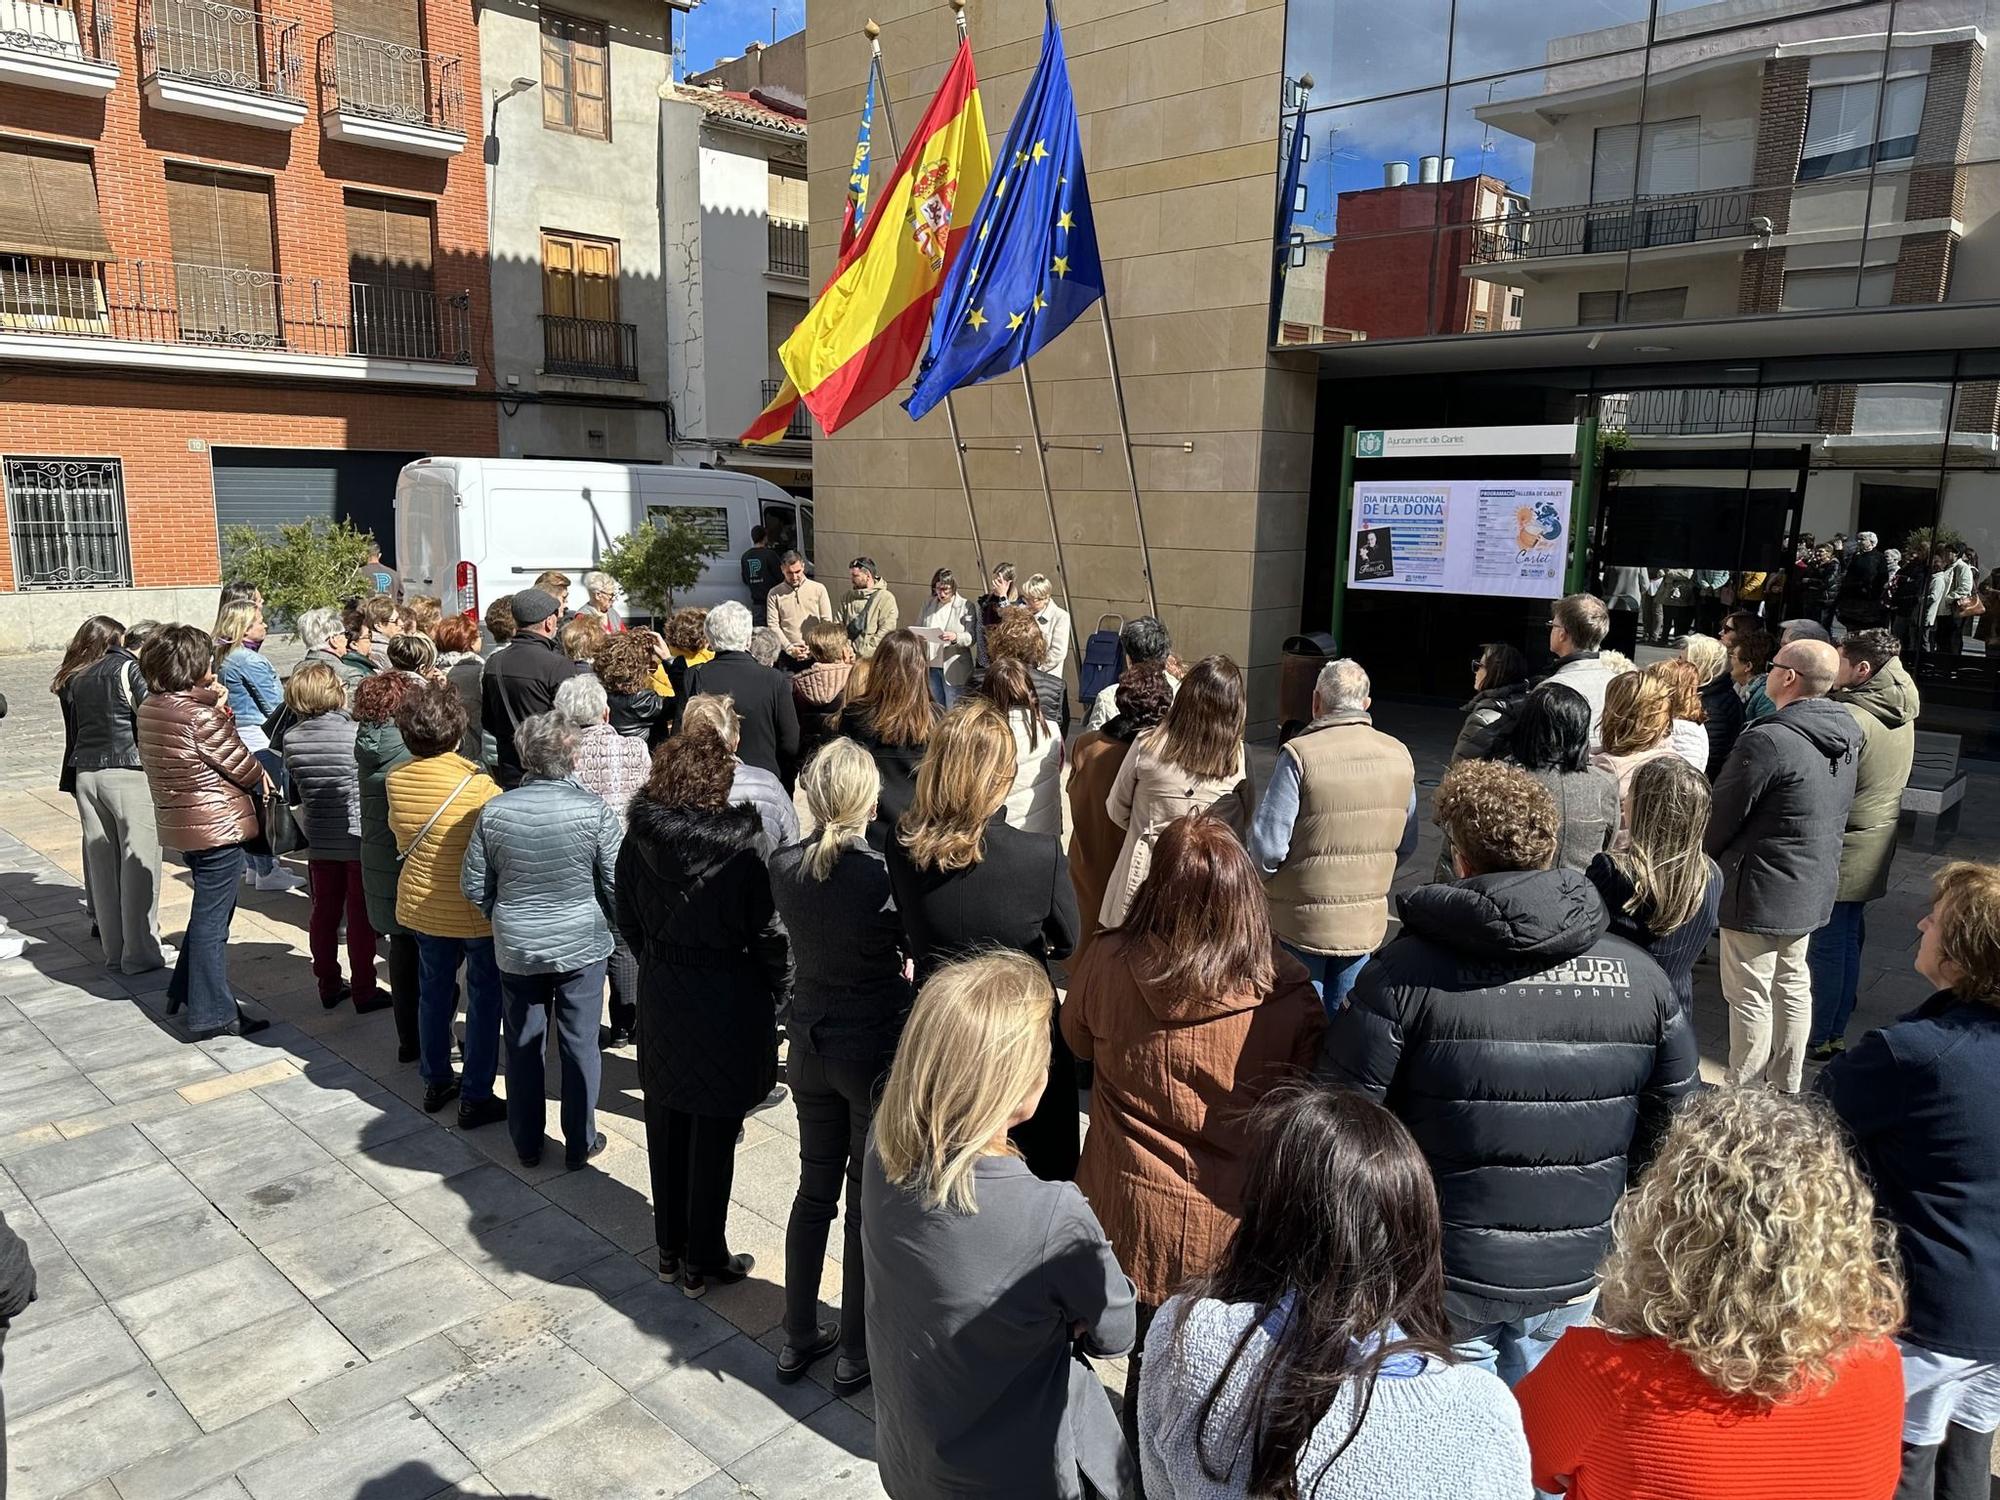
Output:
(211, 448), (421, 566)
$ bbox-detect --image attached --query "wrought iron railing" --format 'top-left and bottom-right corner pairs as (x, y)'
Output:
(1465, 187), (1755, 265)
(1621, 383), (1821, 436)
(317, 29), (461, 130)
(768, 218), (808, 277)
(0, 255), (474, 365)
(140, 0), (301, 98)
(541, 313), (638, 381)
(761, 377), (811, 441)
(0, 0), (113, 62)
(3, 456), (132, 589)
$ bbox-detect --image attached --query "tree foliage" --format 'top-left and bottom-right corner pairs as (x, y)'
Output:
(1900, 524), (1968, 559)
(220, 518), (376, 627)
(598, 509), (724, 620)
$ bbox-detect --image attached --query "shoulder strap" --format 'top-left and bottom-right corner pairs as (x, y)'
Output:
(402, 771), (478, 857)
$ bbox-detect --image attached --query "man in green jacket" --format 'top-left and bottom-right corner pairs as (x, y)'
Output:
(1808, 628), (1919, 1058)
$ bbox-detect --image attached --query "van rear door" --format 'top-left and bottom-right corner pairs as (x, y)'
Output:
(396, 460), (462, 606)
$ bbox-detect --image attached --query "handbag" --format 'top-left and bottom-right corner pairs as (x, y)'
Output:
(1957, 593), (1986, 619)
(245, 782), (304, 859)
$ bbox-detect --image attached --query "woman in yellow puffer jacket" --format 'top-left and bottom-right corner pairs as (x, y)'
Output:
(387, 682), (503, 1124)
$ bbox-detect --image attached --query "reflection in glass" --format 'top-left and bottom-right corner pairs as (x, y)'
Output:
(1290, 0), (1449, 106)
(1447, 0), (1647, 84)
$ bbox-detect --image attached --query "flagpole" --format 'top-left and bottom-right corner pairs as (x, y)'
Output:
(1094, 299), (1157, 617)
(1018, 366), (1075, 622)
(868, 13), (989, 584)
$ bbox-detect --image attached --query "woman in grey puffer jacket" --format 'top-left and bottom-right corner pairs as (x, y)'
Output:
(281, 661), (390, 1015)
(463, 711), (623, 1170)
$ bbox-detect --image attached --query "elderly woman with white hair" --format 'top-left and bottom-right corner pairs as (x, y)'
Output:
(687, 599), (801, 787)
(556, 673), (649, 1046)
(581, 571), (624, 631)
(463, 710), (624, 1170)
(296, 606), (358, 694)
(1019, 573), (1072, 678)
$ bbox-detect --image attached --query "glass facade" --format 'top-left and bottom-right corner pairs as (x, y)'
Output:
(1273, 0), (2000, 347)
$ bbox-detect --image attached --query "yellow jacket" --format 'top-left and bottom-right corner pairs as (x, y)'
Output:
(387, 752), (500, 938)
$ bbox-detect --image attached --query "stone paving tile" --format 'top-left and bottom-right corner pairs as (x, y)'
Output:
(447, 1202), (621, 1297)
(137, 1091), (284, 1159)
(288, 1336), (479, 1434)
(555, 1275), (737, 1392)
(315, 1251), (510, 1358)
(409, 1331), (626, 1469)
(235, 1401), (477, 1500)
(721, 1399), (888, 1500)
(68, 1204), (256, 1302)
(111, 1252), (312, 1364)
(175, 1119), (339, 1199)
(631, 1332), (836, 1468)
(396, 1163), (548, 1246)
(53, 1089), (194, 1142)
(6, 1207), (102, 1330)
(339, 1123), (486, 1200)
(38, 1160), (209, 1243)
(208, 1160), (388, 1247)
(7, 1303), (147, 1418)
(484, 1394), (716, 1500)
(285, 1092), (429, 1159)
(5, 1120), (164, 1200)
(107, 1401), (315, 1500)
(6, 1367), (201, 1500)
(84, 1048), (230, 1105)
(255, 1062), (389, 1120)
(152, 1305), (363, 1430)
(261, 1201), (446, 1300)
(0, 1073), (110, 1136)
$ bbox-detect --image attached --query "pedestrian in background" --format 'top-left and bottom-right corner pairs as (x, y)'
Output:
(836, 628), (940, 848)
(749, 626), (788, 669)
(865, 951), (1136, 1500)
(1516, 1089), (1904, 1499)
(843, 556), (900, 660)
(387, 684), (505, 1125)
(593, 630), (671, 750)
(1138, 1091), (1532, 1500)
(918, 567), (977, 707)
(1592, 669), (1677, 821)
(1681, 632), (1744, 779)
(1083, 617), (1178, 731)
(978, 656), (1063, 838)
(769, 739), (913, 1395)
(1066, 663), (1174, 959)
(687, 600), (800, 789)
(618, 721), (792, 1296)
(740, 524), (781, 617)
(214, 598), (299, 892)
(354, 673), (421, 1061)
(1449, 642), (1529, 763)
(579, 570), (625, 631)
(976, 562), (1021, 660)
(1731, 630), (1777, 723)
(464, 711), (621, 1170)
(484, 594), (518, 659)
(433, 615), (486, 763)
(1586, 756), (1722, 1017)
(1820, 861), (2000, 1500)
(1019, 574), (1072, 679)
(555, 673), (649, 1048)
(678, 695), (798, 860)
(483, 588), (586, 789)
(1543, 593), (1616, 745)
(791, 617), (854, 764)
(559, 613), (605, 667)
(282, 660), (387, 1016)
(979, 607), (1070, 739)
(1646, 658), (1710, 773)
(1493, 683), (1621, 872)
(53, 615), (122, 940)
(768, 551), (836, 662)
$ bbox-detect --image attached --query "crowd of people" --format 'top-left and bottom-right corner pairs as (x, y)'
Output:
(25, 565), (2000, 1500)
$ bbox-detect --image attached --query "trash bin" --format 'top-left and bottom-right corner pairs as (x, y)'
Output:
(1278, 631), (1338, 738)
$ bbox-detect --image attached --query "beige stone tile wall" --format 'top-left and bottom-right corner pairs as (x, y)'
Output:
(804, 0), (1315, 726)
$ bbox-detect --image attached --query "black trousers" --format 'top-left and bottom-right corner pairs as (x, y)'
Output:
(1011, 1015), (1079, 1181)
(783, 1047), (881, 1361)
(1606, 606), (1639, 657)
(606, 935), (639, 1036)
(644, 1097), (743, 1270)
(1894, 1425), (1996, 1500)
(388, 932), (420, 1056)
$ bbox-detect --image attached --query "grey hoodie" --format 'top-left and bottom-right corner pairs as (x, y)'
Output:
(1704, 695), (1862, 936)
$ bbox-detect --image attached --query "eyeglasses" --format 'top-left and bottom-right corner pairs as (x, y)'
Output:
(1769, 659), (1803, 679)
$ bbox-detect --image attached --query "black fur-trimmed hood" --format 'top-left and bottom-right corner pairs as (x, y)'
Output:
(625, 794), (762, 882)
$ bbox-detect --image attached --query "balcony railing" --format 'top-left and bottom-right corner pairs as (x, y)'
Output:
(140, 0), (300, 97)
(0, 255), (473, 365)
(0, 0), (113, 61)
(541, 313), (637, 382)
(761, 377), (811, 441)
(768, 218), (808, 278)
(1466, 187), (1754, 265)
(317, 28), (460, 129)
(1621, 383), (1822, 436)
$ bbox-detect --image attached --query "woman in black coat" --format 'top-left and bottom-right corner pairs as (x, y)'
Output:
(616, 722), (792, 1297)
(886, 699), (1081, 1180)
(835, 629), (940, 849)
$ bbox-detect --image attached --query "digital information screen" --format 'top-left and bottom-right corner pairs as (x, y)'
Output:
(1348, 479), (1573, 600)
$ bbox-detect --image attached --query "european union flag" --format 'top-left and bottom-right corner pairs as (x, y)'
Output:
(904, 0), (1102, 422)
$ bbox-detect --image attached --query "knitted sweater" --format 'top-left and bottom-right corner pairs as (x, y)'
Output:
(1137, 1296), (1531, 1500)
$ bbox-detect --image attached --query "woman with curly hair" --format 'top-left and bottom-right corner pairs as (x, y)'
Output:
(1646, 656), (1710, 773)
(1515, 1087), (1905, 1498)
(593, 628), (671, 748)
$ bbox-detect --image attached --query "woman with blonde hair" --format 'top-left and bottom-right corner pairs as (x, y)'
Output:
(1821, 861), (2000, 1500)
(888, 699), (1080, 1179)
(1682, 631), (1744, 778)
(1590, 669), (1677, 814)
(769, 738), (913, 1394)
(864, 951), (1135, 1498)
(214, 598), (300, 891)
(1586, 756), (1722, 1015)
(1646, 657), (1709, 772)
(1100, 655), (1253, 929)
(1516, 1087), (1905, 1498)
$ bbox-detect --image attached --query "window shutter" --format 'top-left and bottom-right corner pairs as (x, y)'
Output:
(347, 192), (435, 356)
(1591, 124), (1639, 204)
(1578, 289), (1621, 325)
(542, 232), (578, 317)
(332, 0), (418, 47)
(1624, 286), (1687, 320)
(540, 11), (608, 139)
(1804, 81), (1877, 162)
(165, 166), (275, 338)
(575, 237), (616, 320)
(0, 142), (114, 261)
(540, 15), (571, 129)
(1638, 117), (1700, 198)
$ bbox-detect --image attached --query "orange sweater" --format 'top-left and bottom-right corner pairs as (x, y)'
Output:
(1515, 1328), (1903, 1500)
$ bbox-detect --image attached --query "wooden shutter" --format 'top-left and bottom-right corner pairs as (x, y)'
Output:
(576, 236), (616, 320)
(541, 232), (577, 317)
(332, 0), (418, 46)
(165, 166), (276, 340)
(0, 142), (113, 261)
(346, 191), (435, 357)
(540, 10), (608, 139)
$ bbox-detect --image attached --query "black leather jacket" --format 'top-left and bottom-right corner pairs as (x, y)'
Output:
(64, 649), (148, 773)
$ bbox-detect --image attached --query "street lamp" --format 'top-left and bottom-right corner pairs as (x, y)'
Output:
(484, 75), (537, 164)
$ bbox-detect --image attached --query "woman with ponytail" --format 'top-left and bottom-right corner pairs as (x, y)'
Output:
(768, 737), (915, 1395)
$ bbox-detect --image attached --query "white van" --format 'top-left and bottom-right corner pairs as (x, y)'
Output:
(394, 458), (812, 624)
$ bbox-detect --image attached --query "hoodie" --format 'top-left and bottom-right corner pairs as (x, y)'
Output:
(1833, 659), (1920, 904)
(1323, 867), (1697, 1324)
(1704, 695), (1863, 936)
(1061, 930), (1323, 1305)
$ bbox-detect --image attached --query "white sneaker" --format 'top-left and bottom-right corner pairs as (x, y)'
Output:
(252, 867), (307, 893)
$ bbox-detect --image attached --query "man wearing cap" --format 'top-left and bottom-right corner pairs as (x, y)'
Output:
(481, 588), (587, 789)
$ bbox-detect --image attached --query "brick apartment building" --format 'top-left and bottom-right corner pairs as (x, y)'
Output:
(1322, 168), (1523, 340)
(0, 0), (497, 646)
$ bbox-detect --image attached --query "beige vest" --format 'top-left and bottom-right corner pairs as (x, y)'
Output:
(1263, 714), (1415, 957)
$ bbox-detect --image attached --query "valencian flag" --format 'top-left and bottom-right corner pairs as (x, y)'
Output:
(905, 1), (1103, 422)
(778, 38), (990, 434)
(840, 64), (877, 255)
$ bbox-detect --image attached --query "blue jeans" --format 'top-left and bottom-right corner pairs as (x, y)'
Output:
(415, 933), (502, 1098)
(927, 667), (960, 709)
(1453, 1293), (1598, 1387)
(168, 844), (244, 1031)
(1808, 900), (1868, 1046)
(1281, 942), (1368, 1015)
(499, 961), (605, 1165)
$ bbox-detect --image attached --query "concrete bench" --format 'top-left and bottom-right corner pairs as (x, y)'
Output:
(1901, 730), (1968, 846)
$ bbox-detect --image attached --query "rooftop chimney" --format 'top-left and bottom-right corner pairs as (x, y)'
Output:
(1384, 160), (1410, 187)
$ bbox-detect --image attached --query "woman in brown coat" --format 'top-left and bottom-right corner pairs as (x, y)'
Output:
(135, 624), (271, 1040)
(1061, 812), (1322, 1476)
(1064, 662), (1172, 961)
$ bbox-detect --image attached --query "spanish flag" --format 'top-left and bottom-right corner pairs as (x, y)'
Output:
(779, 39), (990, 435)
(741, 375), (802, 446)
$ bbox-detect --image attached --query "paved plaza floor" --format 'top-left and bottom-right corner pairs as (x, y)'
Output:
(0, 645), (1991, 1499)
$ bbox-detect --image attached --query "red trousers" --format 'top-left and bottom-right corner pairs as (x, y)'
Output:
(307, 859), (378, 1003)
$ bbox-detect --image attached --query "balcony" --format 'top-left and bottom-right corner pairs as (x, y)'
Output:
(1620, 384), (1822, 437)
(767, 218), (808, 279)
(0, 256), (477, 385)
(140, 0), (305, 129)
(0, 0), (117, 97)
(1466, 187), (1755, 270)
(760, 377), (811, 441)
(317, 30), (465, 158)
(540, 312), (638, 383)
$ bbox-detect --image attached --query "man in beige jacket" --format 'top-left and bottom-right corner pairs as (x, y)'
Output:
(766, 551), (835, 662)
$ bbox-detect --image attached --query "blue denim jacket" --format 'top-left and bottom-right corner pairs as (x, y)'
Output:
(219, 645), (282, 730)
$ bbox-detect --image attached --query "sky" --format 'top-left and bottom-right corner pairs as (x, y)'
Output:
(677, 0), (806, 81)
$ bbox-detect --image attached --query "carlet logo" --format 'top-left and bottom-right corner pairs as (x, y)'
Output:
(1356, 430), (1385, 457)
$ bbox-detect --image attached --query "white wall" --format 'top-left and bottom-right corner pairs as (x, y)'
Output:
(699, 133), (785, 443)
